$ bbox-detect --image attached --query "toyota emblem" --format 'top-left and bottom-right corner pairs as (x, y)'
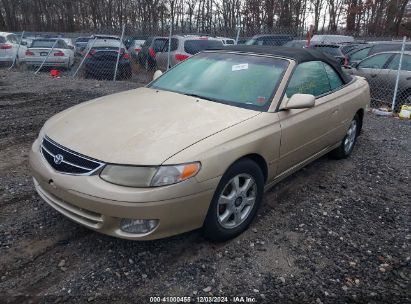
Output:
(54, 154), (64, 165)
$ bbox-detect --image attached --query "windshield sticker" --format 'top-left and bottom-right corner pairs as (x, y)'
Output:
(256, 96), (266, 104)
(232, 63), (249, 71)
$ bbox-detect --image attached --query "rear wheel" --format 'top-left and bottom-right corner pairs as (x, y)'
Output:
(203, 159), (264, 241)
(331, 114), (360, 159)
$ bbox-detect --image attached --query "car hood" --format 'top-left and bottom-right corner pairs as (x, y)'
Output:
(44, 87), (260, 165)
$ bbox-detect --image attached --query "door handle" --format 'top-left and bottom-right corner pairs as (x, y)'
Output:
(331, 109), (339, 116)
(406, 77), (411, 80)
(371, 74), (377, 78)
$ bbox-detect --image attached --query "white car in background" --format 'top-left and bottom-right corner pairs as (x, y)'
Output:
(217, 37), (236, 45)
(155, 35), (223, 70)
(61, 38), (75, 49)
(0, 32), (27, 66)
(24, 38), (75, 69)
(311, 35), (355, 44)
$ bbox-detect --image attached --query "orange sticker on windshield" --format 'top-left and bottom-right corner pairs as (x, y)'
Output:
(256, 96), (266, 104)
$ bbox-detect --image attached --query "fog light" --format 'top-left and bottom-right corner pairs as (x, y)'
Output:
(120, 219), (159, 234)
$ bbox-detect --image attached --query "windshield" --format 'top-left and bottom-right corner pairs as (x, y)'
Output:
(313, 45), (343, 56)
(31, 39), (57, 48)
(149, 52), (289, 111)
(76, 38), (90, 43)
(184, 40), (224, 55)
(245, 38), (256, 45)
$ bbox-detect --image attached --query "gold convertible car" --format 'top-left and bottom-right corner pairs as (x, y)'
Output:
(30, 46), (370, 241)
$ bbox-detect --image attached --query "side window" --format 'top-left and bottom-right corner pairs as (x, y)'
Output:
(323, 63), (343, 90)
(286, 61), (331, 97)
(387, 54), (411, 72)
(162, 38), (178, 52)
(350, 48), (370, 61)
(7, 35), (17, 43)
(58, 40), (67, 48)
(153, 39), (166, 52)
(358, 53), (393, 69)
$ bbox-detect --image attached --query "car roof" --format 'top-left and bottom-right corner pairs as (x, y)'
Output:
(92, 39), (124, 48)
(252, 34), (293, 37)
(0, 31), (13, 37)
(370, 51), (411, 55)
(209, 45), (352, 84)
(311, 43), (341, 47)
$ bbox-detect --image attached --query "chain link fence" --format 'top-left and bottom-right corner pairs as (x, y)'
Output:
(1, 26), (410, 112)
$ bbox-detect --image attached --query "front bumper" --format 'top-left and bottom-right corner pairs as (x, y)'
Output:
(29, 138), (218, 240)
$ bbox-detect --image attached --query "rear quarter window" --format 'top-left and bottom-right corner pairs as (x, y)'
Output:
(323, 64), (344, 90)
(0, 36), (6, 43)
(350, 47), (370, 61)
(153, 39), (167, 51)
(184, 40), (223, 55)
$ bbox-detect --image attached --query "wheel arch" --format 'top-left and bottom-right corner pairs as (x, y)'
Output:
(232, 153), (268, 183)
(356, 108), (364, 134)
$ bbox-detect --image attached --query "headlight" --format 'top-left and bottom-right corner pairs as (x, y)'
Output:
(99, 162), (201, 187)
(151, 162), (201, 186)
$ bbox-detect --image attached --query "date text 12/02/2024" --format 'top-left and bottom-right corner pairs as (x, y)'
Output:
(149, 296), (257, 303)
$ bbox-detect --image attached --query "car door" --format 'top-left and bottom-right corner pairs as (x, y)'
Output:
(155, 39), (171, 71)
(354, 53), (395, 102)
(385, 54), (411, 105)
(6, 34), (17, 60)
(277, 61), (341, 174)
(61, 40), (74, 66)
(152, 38), (167, 68)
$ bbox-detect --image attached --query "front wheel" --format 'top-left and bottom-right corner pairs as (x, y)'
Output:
(330, 114), (360, 159)
(203, 159), (264, 241)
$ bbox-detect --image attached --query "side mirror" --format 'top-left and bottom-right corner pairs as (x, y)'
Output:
(153, 70), (163, 81)
(281, 93), (315, 110)
(21, 41), (27, 46)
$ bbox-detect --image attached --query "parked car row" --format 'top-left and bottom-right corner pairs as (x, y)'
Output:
(135, 35), (233, 70)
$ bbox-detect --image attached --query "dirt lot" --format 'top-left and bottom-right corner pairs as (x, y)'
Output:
(0, 70), (410, 304)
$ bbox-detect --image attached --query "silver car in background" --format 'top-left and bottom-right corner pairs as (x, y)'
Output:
(0, 31), (27, 66)
(74, 36), (92, 56)
(24, 38), (75, 69)
(155, 35), (223, 70)
(347, 51), (411, 111)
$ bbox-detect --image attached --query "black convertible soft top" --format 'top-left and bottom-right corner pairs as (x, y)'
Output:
(208, 45), (353, 84)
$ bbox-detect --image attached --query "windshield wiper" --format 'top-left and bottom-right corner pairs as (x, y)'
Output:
(183, 93), (215, 102)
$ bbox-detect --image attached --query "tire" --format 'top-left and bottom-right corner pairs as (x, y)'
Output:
(203, 158), (264, 241)
(330, 114), (360, 159)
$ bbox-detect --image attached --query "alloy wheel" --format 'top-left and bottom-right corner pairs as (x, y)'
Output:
(344, 119), (357, 154)
(217, 173), (257, 229)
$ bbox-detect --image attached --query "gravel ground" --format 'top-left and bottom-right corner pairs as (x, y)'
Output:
(0, 70), (410, 304)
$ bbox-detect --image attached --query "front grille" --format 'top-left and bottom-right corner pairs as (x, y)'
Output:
(41, 136), (104, 175)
